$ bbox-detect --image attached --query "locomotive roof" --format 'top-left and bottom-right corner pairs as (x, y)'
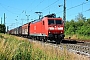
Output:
(31, 18), (43, 24)
(22, 22), (31, 26)
(30, 13), (62, 24)
(44, 13), (56, 18)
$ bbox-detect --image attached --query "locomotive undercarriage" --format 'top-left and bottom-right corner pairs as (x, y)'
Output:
(48, 33), (65, 44)
(29, 35), (47, 43)
(30, 33), (64, 44)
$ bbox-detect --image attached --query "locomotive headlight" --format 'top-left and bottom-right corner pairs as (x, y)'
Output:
(55, 26), (56, 27)
(49, 31), (51, 33)
(61, 31), (62, 33)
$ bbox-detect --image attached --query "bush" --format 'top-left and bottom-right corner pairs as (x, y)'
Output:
(0, 24), (6, 33)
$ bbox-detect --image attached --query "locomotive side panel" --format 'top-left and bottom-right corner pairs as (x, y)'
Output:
(30, 18), (49, 37)
(36, 21), (42, 36)
(30, 22), (35, 36)
(30, 21), (42, 36)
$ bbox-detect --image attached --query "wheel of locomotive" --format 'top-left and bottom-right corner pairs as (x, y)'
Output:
(41, 37), (44, 41)
(34, 36), (37, 40)
(38, 36), (42, 41)
(56, 38), (62, 44)
(36, 36), (38, 40)
(43, 37), (47, 42)
(56, 39), (60, 44)
(43, 39), (46, 42)
(30, 36), (32, 39)
(48, 37), (53, 41)
(28, 36), (32, 39)
(32, 36), (35, 40)
(43, 38), (47, 42)
(37, 36), (40, 41)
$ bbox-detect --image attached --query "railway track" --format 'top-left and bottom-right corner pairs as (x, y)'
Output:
(60, 43), (90, 56)
(29, 39), (90, 58)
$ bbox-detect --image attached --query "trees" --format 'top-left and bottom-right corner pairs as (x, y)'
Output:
(65, 20), (76, 35)
(65, 13), (90, 36)
(0, 24), (6, 33)
(75, 13), (86, 21)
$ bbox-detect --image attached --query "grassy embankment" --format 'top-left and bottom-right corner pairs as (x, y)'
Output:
(65, 34), (90, 40)
(0, 33), (89, 60)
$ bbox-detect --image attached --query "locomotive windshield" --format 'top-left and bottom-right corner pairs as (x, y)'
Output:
(48, 20), (54, 25)
(48, 19), (62, 25)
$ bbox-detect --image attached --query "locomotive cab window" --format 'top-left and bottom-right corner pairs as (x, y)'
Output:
(48, 19), (62, 25)
(56, 20), (62, 24)
(48, 20), (54, 25)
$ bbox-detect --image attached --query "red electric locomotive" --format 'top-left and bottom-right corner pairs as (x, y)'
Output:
(29, 14), (65, 43)
(8, 13), (65, 44)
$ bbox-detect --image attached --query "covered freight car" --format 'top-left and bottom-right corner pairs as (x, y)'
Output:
(18, 26), (22, 36)
(21, 22), (31, 37)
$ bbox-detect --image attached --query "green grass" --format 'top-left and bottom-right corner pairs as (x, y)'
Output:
(0, 33), (89, 60)
(0, 34), (32, 60)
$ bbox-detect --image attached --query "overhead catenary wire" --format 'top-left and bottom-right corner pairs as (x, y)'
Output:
(29, 0), (59, 20)
(67, 0), (90, 17)
(56, 0), (90, 15)
(41, 0), (59, 11)
(0, 3), (20, 15)
(26, 0), (36, 11)
(67, 1), (90, 10)
(28, 0), (45, 13)
(27, 0), (60, 15)
(26, 0), (45, 20)
(68, 8), (90, 17)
